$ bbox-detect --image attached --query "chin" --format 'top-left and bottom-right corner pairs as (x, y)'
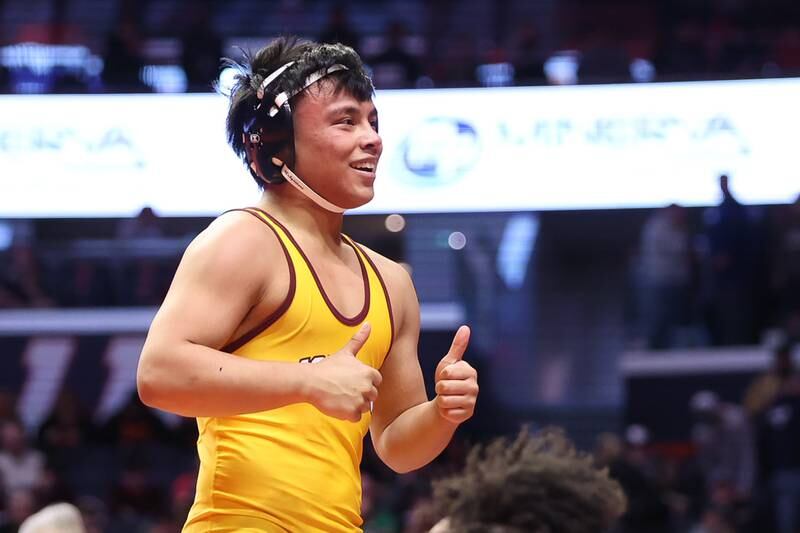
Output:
(339, 188), (375, 210)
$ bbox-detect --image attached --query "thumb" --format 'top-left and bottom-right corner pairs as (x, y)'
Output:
(441, 325), (470, 365)
(344, 322), (371, 356)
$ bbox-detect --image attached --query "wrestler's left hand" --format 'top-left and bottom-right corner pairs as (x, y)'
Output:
(433, 325), (479, 424)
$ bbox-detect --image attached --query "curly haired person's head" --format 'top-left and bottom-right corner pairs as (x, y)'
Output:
(430, 427), (627, 533)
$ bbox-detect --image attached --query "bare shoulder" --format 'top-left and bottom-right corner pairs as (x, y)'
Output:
(189, 210), (280, 260)
(179, 210), (285, 296)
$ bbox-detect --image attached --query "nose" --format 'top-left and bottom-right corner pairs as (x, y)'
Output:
(360, 123), (382, 156)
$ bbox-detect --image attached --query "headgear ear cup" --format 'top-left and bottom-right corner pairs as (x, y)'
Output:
(243, 98), (294, 185)
(242, 62), (351, 213)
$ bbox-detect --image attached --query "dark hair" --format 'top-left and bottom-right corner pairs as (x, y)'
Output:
(222, 36), (374, 188)
(432, 427), (627, 533)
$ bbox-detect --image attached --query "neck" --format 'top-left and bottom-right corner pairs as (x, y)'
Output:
(257, 188), (344, 249)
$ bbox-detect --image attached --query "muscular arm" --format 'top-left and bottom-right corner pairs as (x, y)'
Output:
(369, 260), (477, 473)
(137, 212), (312, 417)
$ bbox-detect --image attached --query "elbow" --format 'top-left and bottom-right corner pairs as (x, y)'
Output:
(136, 349), (171, 410)
(136, 362), (160, 408)
(375, 444), (421, 474)
(387, 462), (419, 475)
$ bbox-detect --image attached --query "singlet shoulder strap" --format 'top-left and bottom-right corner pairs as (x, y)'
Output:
(218, 208), (297, 353)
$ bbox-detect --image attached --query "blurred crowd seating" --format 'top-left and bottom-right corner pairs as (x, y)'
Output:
(0, 0), (799, 94)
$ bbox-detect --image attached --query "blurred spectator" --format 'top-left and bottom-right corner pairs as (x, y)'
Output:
(36, 390), (94, 482)
(430, 427), (626, 533)
(772, 28), (800, 73)
(512, 22), (546, 86)
(107, 458), (166, 532)
(116, 207), (170, 306)
(770, 193), (800, 325)
(0, 244), (53, 309)
(403, 498), (437, 533)
(116, 207), (164, 240)
(99, 392), (170, 454)
(102, 14), (148, 92)
(360, 471), (397, 533)
(689, 391), (755, 503)
(179, 1), (223, 92)
(688, 504), (737, 533)
(428, 31), (477, 88)
(606, 425), (671, 533)
(0, 66), (9, 94)
(704, 174), (759, 345)
(368, 21), (421, 89)
(744, 342), (797, 417)
(18, 502), (86, 533)
(0, 489), (36, 533)
(166, 472), (196, 530)
(318, 3), (361, 52)
(578, 28), (631, 82)
(754, 367), (800, 533)
(656, 19), (709, 78)
(0, 420), (45, 494)
(638, 204), (692, 349)
(75, 496), (109, 533)
(0, 391), (16, 426)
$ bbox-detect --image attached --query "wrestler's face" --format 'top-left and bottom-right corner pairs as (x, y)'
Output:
(291, 81), (382, 210)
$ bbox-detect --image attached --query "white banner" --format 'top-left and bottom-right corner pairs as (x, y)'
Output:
(1, 78), (798, 217)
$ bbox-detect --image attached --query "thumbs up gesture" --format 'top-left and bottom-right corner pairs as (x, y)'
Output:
(434, 325), (479, 424)
(307, 323), (383, 422)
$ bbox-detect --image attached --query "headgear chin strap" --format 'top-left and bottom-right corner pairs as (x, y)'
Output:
(271, 157), (346, 213)
(248, 62), (352, 214)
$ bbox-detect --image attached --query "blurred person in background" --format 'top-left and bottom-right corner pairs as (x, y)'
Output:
(0, 420), (45, 495)
(179, 0), (223, 92)
(754, 354), (800, 533)
(0, 237), (53, 309)
(115, 207), (164, 241)
(512, 21), (546, 86)
(318, 3), (362, 53)
(429, 427), (626, 533)
(0, 391), (16, 427)
(770, 193), (800, 327)
(603, 425), (671, 533)
(368, 21), (422, 89)
(638, 203), (693, 349)
(704, 174), (759, 345)
(102, 5), (148, 93)
(744, 342), (798, 418)
(115, 207), (172, 306)
(137, 37), (478, 532)
(689, 391), (755, 518)
(0, 489), (36, 533)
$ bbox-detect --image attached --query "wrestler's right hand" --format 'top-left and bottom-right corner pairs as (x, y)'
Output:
(304, 323), (382, 422)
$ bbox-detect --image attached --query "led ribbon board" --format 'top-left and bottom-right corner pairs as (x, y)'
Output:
(1, 78), (797, 217)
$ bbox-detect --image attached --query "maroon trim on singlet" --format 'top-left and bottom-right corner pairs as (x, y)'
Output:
(353, 242), (396, 353)
(219, 208), (297, 353)
(248, 207), (370, 326)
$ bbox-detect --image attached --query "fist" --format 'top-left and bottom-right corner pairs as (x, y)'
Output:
(434, 325), (479, 424)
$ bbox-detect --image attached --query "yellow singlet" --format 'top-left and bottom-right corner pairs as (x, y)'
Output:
(183, 208), (394, 533)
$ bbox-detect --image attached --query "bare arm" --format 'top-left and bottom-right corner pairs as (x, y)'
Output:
(137, 213), (380, 420)
(369, 260), (479, 473)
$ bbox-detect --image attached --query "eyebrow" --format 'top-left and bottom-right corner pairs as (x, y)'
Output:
(326, 103), (378, 120)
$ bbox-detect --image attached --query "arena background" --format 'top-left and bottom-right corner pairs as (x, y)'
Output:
(1, 0), (800, 531)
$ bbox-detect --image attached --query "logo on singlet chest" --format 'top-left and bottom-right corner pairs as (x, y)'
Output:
(298, 354), (327, 364)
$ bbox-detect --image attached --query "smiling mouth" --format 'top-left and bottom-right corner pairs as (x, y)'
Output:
(350, 162), (376, 173)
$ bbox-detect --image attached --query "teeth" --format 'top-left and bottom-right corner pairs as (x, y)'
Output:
(352, 163), (375, 172)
